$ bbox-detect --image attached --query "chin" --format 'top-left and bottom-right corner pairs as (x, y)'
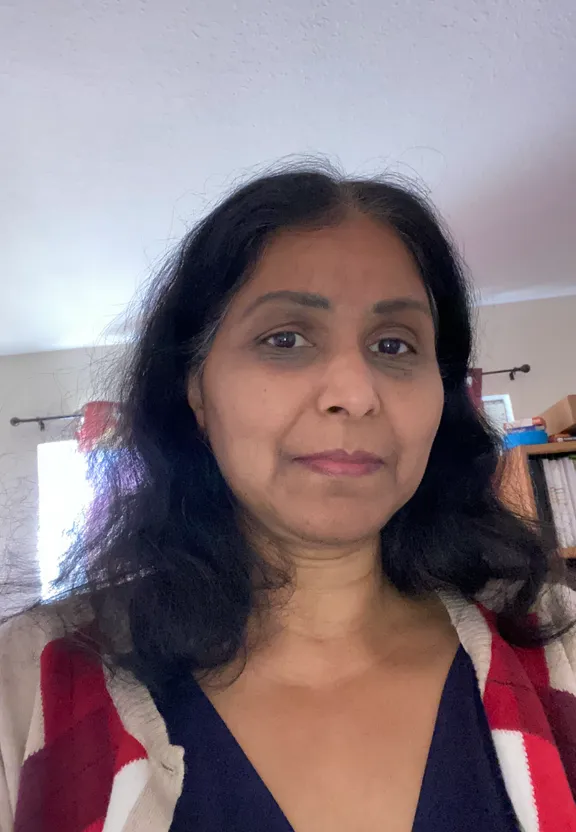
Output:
(287, 514), (388, 547)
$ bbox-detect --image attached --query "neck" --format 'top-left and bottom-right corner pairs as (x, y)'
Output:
(277, 539), (388, 640)
(244, 536), (444, 687)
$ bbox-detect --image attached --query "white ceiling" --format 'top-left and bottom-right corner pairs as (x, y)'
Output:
(1, 0), (575, 356)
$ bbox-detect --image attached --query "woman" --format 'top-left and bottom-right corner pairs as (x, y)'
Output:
(1, 166), (576, 832)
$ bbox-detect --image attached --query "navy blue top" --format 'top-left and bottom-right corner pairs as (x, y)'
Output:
(154, 646), (519, 830)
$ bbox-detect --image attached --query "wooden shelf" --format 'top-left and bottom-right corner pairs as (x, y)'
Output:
(521, 440), (576, 456)
(526, 443), (576, 559)
(500, 443), (576, 560)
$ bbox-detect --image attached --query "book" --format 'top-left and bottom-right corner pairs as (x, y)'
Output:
(503, 417), (546, 431)
(558, 458), (576, 546)
(543, 459), (570, 548)
(564, 456), (576, 542)
(543, 460), (565, 547)
(505, 425), (547, 435)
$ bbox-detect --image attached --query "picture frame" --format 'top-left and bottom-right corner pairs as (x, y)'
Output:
(482, 393), (515, 433)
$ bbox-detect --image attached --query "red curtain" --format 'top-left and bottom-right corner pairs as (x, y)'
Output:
(75, 402), (122, 543)
(76, 401), (121, 453)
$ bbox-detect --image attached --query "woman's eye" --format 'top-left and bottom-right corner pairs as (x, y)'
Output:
(368, 337), (412, 356)
(263, 331), (311, 349)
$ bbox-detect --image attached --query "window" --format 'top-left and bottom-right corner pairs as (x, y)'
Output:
(37, 440), (94, 600)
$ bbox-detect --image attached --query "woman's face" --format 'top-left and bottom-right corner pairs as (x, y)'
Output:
(188, 215), (443, 548)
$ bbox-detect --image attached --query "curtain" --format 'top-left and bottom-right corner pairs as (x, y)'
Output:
(75, 401), (123, 547)
(76, 401), (121, 453)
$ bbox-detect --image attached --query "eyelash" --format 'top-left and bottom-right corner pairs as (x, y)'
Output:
(259, 330), (416, 357)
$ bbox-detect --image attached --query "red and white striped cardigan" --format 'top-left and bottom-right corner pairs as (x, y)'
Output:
(1, 585), (576, 832)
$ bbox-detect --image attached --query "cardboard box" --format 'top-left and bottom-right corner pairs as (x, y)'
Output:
(540, 395), (576, 436)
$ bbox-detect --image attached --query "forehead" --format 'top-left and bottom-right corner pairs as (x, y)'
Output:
(242, 214), (428, 306)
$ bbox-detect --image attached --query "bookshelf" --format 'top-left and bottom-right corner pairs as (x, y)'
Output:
(500, 440), (576, 559)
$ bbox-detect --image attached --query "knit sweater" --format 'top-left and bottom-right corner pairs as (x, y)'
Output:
(1, 585), (576, 832)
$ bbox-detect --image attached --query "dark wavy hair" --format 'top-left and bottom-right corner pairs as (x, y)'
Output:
(39, 166), (573, 691)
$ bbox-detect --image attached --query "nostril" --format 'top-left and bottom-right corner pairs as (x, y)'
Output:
(327, 406), (345, 414)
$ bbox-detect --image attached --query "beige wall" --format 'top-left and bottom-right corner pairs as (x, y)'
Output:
(476, 294), (576, 421)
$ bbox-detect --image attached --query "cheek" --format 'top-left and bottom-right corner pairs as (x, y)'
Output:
(201, 364), (296, 481)
(388, 372), (444, 480)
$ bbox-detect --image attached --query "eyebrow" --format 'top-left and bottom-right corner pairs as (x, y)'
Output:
(242, 290), (433, 319)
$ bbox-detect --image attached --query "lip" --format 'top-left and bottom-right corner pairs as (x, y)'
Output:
(294, 449), (384, 478)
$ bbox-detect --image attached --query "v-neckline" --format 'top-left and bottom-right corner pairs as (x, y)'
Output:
(184, 644), (466, 832)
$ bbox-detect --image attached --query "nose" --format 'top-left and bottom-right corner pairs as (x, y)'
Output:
(317, 349), (381, 419)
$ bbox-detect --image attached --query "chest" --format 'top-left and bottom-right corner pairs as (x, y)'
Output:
(205, 647), (459, 832)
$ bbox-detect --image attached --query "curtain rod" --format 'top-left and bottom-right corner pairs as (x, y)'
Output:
(481, 364), (530, 381)
(10, 364), (531, 431)
(9, 413), (81, 431)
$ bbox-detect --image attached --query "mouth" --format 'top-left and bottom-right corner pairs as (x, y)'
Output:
(293, 450), (384, 478)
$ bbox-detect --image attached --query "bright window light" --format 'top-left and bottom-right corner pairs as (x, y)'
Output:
(37, 440), (94, 600)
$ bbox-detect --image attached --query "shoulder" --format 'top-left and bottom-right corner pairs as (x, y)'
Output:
(0, 605), (69, 705)
(486, 581), (576, 692)
(440, 580), (576, 680)
(0, 603), (171, 831)
(533, 582), (576, 665)
(472, 578), (576, 629)
(0, 601), (94, 766)
(0, 598), (93, 675)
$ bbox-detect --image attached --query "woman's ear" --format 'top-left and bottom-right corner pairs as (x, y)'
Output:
(187, 373), (206, 430)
